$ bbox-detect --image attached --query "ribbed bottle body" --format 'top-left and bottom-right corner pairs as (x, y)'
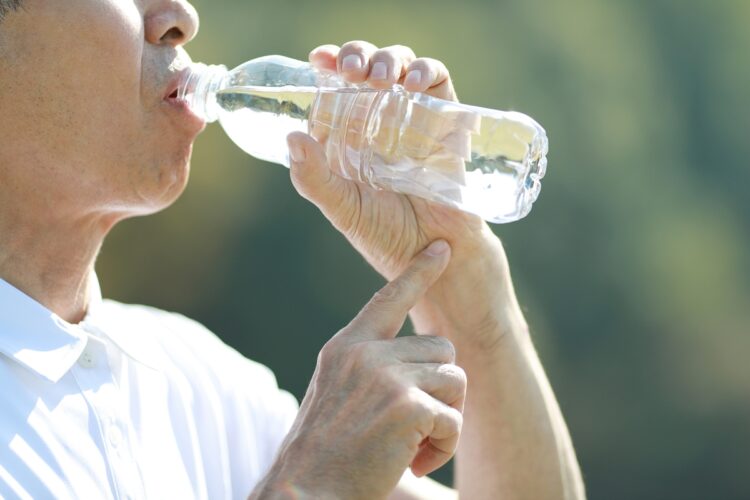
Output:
(183, 56), (548, 223)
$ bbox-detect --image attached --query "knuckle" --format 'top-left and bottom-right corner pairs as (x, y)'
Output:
(317, 337), (343, 368)
(344, 341), (369, 364)
(372, 281), (403, 305)
(420, 56), (442, 68)
(443, 339), (457, 362)
(409, 57), (447, 79)
(371, 48), (398, 64)
(341, 341), (380, 372)
(392, 387), (426, 418)
(390, 44), (416, 59)
(435, 404), (461, 427)
(451, 365), (468, 388)
(380, 371), (412, 408)
(405, 389), (434, 427)
(388, 390), (411, 418)
(310, 43), (337, 54)
(409, 57), (430, 70)
(341, 40), (376, 54)
(423, 335), (456, 362)
(379, 363), (403, 388)
(400, 265), (427, 291)
(443, 407), (463, 434)
(438, 364), (467, 400)
(452, 407), (464, 429)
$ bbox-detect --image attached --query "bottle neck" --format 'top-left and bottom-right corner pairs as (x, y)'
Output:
(178, 63), (228, 123)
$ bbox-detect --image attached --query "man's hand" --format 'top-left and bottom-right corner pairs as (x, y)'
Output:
(289, 41), (480, 279)
(283, 41), (585, 500)
(288, 41), (518, 355)
(252, 240), (467, 499)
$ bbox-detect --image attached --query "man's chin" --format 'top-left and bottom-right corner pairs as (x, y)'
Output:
(127, 155), (192, 217)
(156, 160), (191, 210)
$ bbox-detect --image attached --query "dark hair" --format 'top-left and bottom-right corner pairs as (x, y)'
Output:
(0, 0), (22, 22)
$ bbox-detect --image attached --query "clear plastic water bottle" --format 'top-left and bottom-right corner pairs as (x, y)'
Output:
(179, 55), (548, 223)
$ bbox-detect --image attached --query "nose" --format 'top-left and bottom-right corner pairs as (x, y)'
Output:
(144, 0), (200, 47)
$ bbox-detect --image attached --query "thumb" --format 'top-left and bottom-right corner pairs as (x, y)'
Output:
(342, 240), (452, 342)
(287, 131), (359, 231)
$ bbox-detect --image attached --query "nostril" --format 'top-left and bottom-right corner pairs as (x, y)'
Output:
(160, 27), (184, 43)
(169, 89), (178, 99)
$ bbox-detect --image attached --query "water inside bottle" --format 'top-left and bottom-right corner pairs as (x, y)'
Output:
(214, 85), (546, 222)
(215, 86), (320, 166)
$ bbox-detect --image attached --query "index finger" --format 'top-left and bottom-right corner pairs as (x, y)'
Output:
(345, 240), (451, 341)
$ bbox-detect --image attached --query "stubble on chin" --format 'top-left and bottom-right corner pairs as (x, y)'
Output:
(127, 143), (193, 216)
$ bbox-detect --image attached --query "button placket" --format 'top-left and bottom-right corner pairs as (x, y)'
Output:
(77, 335), (106, 369)
(108, 423), (123, 449)
(71, 331), (146, 499)
(78, 348), (96, 368)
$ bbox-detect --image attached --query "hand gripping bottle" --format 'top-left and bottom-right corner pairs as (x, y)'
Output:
(179, 55), (548, 223)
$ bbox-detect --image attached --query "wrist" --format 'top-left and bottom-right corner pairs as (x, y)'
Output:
(411, 226), (529, 354)
(249, 480), (307, 500)
(250, 443), (344, 500)
(251, 471), (342, 500)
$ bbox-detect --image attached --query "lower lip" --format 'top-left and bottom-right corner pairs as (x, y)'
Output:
(162, 97), (207, 132)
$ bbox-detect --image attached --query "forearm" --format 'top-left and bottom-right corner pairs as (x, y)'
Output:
(410, 234), (585, 499)
(455, 321), (585, 499)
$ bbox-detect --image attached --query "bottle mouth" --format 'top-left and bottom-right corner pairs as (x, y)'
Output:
(176, 65), (200, 102)
(177, 63), (228, 123)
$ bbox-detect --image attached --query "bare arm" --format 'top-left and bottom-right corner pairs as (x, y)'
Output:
(407, 232), (585, 499)
(286, 40), (585, 499)
(389, 235), (584, 500)
(389, 470), (457, 500)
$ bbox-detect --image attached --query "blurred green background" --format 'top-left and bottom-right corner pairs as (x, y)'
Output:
(97, 0), (750, 498)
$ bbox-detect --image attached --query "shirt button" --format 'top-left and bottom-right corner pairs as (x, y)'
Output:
(77, 349), (96, 368)
(108, 425), (123, 448)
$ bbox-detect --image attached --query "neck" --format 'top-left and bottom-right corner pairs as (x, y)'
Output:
(0, 203), (117, 324)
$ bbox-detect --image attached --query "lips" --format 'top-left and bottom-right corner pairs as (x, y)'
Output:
(161, 70), (206, 133)
(163, 68), (191, 102)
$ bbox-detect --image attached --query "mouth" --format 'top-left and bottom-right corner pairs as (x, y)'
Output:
(163, 80), (182, 103)
(163, 67), (193, 103)
(162, 68), (206, 132)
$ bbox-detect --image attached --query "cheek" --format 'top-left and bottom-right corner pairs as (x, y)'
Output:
(21, 1), (145, 166)
(2, 0), (194, 212)
(67, 4), (145, 150)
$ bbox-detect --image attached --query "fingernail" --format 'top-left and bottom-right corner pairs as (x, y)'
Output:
(342, 54), (363, 72)
(289, 143), (306, 163)
(371, 61), (387, 80)
(424, 240), (449, 256)
(404, 70), (422, 88)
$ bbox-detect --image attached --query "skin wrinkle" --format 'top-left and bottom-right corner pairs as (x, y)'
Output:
(284, 40), (585, 493)
(0, 0), (22, 22)
(2, 2), (585, 495)
(0, 0), (202, 322)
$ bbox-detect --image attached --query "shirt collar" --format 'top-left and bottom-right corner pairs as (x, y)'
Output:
(79, 296), (165, 372)
(0, 272), (103, 383)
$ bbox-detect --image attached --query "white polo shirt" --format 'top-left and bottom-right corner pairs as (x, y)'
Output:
(0, 274), (299, 500)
